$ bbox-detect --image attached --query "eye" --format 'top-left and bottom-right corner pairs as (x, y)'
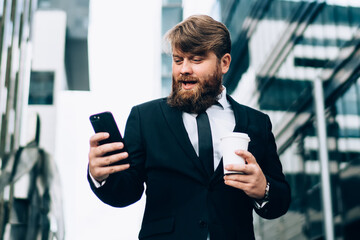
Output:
(192, 57), (203, 63)
(173, 58), (183, 64)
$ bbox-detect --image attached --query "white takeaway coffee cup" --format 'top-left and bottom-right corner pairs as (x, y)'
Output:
(220, 132), (251, 175)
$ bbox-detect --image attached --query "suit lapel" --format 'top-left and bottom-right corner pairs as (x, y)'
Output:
(159, 100), (208, 179)
(226, 95), (248, 133)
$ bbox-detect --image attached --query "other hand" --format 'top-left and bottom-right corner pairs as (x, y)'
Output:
(224, 150), (267, 199)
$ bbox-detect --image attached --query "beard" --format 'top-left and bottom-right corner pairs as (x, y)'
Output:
(167, 65), (223, 114)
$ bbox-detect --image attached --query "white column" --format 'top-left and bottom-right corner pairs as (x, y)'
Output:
(313, 76), (335, 240)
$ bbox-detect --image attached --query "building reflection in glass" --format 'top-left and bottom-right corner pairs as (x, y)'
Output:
(218, 0), (360, 239)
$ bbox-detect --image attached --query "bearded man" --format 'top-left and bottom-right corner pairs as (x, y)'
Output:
(88, 15), (291, 240)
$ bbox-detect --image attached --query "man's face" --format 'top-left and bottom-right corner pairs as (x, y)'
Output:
(167, 49), (230, 113)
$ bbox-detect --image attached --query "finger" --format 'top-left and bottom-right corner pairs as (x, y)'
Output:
(224, 179), (247, 190)
(224, 163), (246, 174)
(90, 132), (109, 147)
(224, 178), (263, 198)
(89, 152), (130, 181)
(106, 163), (131, 174)
(102, 151), (129, 166)
(88, 143), (127, 169)
(224, 172), (250, 183)
(90, 163), (130, 182)
(235, 150), (257, 164)
(99, 160), (130, 175)
(93, 142), (125, 158)
(226, 162), (261, 178)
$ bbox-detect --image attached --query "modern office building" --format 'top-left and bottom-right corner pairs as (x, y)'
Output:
(217, 0), (360, 239)
(0, 0), (89, 239)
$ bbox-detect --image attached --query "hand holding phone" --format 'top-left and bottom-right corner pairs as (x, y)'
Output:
(89, 111), (129, 165)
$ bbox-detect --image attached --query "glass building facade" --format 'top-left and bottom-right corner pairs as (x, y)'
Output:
(161, 0), (183, 96)
(219, 0), (360, 239)
(0, 0), (88, 238)
(0, 0), (37, 163)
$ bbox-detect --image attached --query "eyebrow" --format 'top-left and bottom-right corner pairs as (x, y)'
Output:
(172, 52), (207, 58)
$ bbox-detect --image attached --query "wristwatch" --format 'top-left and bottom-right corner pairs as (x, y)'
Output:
(263, 181), (270, 201)
(254, 181), (270, 209)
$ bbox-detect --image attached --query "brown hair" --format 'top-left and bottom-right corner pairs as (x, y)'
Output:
(165, 15), (231, 59)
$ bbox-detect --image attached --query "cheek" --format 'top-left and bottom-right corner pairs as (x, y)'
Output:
(196, 66), (216, 79)
(173, 70), (183, 79)
(171, 63), (176, 72)
(192, 67), (208, 78)
(196, 63), (216, 75)
(172, 64), (179, 75)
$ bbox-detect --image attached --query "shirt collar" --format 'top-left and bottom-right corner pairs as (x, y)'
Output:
(217, 87), (230, 109)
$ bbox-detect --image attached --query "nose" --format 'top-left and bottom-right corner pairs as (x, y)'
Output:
(180, 59), (193, 75)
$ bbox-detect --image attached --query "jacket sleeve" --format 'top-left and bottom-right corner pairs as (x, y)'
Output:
(88, 106), (146, 208)
(254, 114), (291, 219)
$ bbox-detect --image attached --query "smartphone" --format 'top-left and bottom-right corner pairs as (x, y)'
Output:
(89, 111), (129, 165)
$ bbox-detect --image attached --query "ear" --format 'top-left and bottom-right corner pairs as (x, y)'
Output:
(220, 53), (231, 74)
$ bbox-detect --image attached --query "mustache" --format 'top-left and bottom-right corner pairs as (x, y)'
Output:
(176, 75), (199, 83)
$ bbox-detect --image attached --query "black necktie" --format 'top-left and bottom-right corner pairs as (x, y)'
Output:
(196, 112), (214, 176)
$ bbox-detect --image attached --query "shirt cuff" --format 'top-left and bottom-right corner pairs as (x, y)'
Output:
(89, 170), (106, 188)
(254, 199), (269, 209)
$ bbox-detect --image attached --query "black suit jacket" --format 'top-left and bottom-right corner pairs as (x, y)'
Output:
(88, 95), (291, 240)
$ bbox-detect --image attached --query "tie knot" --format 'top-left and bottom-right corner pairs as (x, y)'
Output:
(196, 111), (208, 120)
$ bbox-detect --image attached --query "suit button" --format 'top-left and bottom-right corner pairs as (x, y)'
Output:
(199, 220), (208, 228)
